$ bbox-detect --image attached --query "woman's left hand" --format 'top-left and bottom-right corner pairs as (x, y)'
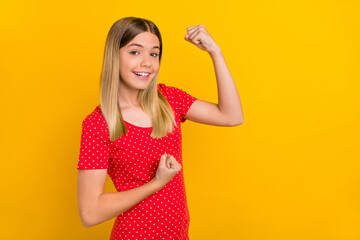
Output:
(185, 24), (219, 54)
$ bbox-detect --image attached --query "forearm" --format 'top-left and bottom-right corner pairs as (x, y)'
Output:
(84, 179), (161, 227)
(209, 47), (244, 124)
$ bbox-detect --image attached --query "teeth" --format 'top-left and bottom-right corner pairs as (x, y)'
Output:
(135, 72), (149, 77)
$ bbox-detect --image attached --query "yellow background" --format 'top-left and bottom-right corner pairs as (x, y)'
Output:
(1, 0), (359, 239)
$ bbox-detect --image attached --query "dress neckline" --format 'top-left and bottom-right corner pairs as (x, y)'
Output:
(123, 120), (153, 129)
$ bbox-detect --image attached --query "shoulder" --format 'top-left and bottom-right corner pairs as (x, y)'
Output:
(81, 105), (109, 137)
(157, 83), (193, 99)
(158, 83), (193, 106)
(157, 83), (176, 96)
(82, 105), (105, 124)
(157, 83), (197, 122)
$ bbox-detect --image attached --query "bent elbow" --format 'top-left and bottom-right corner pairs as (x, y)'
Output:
(227, 117), (244, 127)
(82, 219), (95, 228)
(230, 121), (244, 127)
(79, 211), (98, 228)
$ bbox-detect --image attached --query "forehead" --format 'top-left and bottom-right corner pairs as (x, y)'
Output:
(127, 31), (160, 48)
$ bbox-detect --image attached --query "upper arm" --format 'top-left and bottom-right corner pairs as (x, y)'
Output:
(77, 110), (112, 226)
(77, 169), (107, 227)
(159, 84), (242, 126)
(184, 99), (241, 126)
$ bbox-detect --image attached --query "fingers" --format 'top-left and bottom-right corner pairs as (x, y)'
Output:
(185, 24), (207, 45)
(186, 25), (200, 37)
(187, 25), (198, 31)
(166, 155), (174, 169)
(159, 154), (167, 168)
(161, 154), (181, 170)
(166, 155), (171, 168)
(191, 32), (203, 45)
(188, 31), (199, 43)
(185, 27), (200, 41)
(168, 155), (181, 171)
(186, 24), (205, 36)
(186, 24), (204, 34)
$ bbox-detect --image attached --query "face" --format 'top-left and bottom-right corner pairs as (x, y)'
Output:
(119, 31), (160, 91)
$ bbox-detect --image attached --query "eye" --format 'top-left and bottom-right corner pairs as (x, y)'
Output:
(130, 51), (139, 55)
(150, 53), (158, 57)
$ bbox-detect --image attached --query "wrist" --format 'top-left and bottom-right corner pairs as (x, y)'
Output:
(208, 45), (222, 58)
(149, 178), (164, 192)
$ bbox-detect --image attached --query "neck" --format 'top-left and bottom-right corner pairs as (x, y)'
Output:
(118, 83), (141, 108)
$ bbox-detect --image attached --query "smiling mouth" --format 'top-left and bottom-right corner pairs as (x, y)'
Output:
(133, 71), (150, 77)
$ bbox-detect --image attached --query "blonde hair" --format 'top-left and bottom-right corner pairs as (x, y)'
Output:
(100, 17), (176, 141)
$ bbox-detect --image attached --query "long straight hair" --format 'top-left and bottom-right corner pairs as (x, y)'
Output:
(100, 17), (176, 141)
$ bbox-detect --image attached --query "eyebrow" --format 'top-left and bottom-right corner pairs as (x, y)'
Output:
(127, 43), (160, 50)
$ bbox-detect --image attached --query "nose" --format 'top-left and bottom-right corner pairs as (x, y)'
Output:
(141, 54), (151, 68)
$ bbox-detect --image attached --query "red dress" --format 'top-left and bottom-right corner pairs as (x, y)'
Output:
(77, 83), (197, 240)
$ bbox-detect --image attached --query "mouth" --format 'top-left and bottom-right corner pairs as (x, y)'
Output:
(133, 71), (151, 80)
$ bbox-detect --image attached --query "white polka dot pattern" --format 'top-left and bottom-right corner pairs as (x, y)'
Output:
(77, 83), (197, 240)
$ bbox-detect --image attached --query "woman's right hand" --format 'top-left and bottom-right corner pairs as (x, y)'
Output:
(153, 154), (182, 189)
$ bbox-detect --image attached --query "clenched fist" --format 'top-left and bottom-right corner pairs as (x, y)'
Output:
(153, 154), (182, 189)
(185, 24), (220, 54)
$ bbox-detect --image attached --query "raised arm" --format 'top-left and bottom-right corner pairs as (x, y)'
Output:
(77, 154), (181, 227)
(184, 24), (244, 126)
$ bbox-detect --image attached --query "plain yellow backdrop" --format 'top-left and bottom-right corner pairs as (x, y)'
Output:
(1, 0), (359, 239)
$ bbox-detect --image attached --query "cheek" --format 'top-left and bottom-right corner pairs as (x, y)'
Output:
(152, 59), (160, 70)
(118, 63), (127, 80)
(119, 61), (133, 81)
(119, 56), (136, 72)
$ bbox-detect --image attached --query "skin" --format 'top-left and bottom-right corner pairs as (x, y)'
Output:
(77, 25), (244, 227)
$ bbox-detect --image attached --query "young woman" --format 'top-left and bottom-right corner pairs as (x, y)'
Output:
(77, 17), (243, 240)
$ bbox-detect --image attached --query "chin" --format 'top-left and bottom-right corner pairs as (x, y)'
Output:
(137, 76), (158, 89)
(121, 72), (158, 90)
(136, 80), (153, 90)
(120, 79), (152, 91)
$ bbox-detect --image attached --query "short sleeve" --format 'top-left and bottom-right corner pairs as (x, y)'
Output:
(77, 115), (111, 169)
(175, 88), (197, 123)
(158, 84), (197, 123)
